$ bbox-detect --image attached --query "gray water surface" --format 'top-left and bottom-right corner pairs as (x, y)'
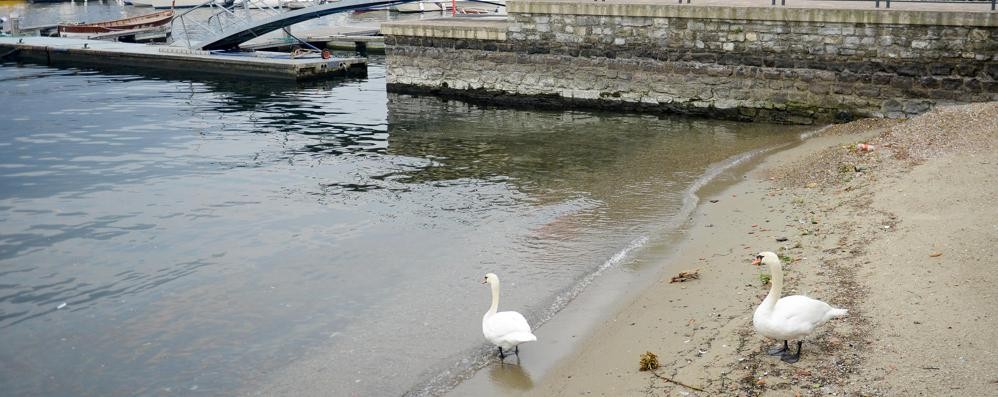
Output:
(1, 24), (805, 396)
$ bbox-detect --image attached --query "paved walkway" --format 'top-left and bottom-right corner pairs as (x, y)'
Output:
(526, 0), (997, 13)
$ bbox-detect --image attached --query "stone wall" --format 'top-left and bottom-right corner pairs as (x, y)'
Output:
(384, 1), (998, 123)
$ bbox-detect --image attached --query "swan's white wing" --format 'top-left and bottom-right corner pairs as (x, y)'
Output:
(772, 295), (834, 332)
(484, 311), (533, 341)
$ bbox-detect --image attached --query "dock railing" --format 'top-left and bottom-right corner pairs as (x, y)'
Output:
(171, 0), (304, 48)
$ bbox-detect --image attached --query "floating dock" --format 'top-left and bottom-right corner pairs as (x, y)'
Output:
(0, 36), (367, 80)
(241, 26), (385, 54)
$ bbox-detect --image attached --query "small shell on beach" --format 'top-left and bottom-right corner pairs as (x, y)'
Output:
(929, 252), (943, 257)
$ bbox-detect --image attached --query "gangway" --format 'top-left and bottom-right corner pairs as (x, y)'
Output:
(173, 0), (504, 51)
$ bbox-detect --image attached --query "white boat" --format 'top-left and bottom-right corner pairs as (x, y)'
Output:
(130, 0), (212, 8)
(391, 0), (504, 14)
(131, 0), (295, 9)
(231, 0), (286, 9)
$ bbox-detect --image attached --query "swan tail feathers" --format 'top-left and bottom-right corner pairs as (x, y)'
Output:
(507, 332), (537, 343)
(829, 308), (848, 319)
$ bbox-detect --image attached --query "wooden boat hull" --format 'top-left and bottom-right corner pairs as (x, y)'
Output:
(58, 10), (174, 36)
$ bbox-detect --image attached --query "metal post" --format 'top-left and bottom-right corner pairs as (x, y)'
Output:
(886, 0), (890, 8)
(992, 0), (995, 11)
(875, 0), (879, 8)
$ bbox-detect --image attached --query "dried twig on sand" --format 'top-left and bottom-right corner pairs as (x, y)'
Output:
(650, 371), (705, 392)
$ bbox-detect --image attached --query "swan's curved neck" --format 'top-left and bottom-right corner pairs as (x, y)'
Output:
(487, 279), (500, 316)
(762, 260), (783, 309)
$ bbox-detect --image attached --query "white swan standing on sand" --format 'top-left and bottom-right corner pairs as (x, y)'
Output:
(481, 273), (537, 359)
(751, 252), (848, 363)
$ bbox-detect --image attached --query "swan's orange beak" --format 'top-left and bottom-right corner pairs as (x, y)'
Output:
(751, 256), (763, 266)
(480, 277), (488, 284)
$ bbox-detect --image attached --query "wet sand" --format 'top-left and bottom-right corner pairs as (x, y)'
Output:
(464, 102), (997, 396)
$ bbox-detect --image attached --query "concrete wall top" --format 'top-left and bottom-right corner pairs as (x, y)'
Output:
(381, 18), (509, 40)
(508, 0), (998, 27)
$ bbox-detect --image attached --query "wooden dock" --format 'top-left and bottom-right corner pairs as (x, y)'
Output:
(241, 26), (385, 54)
(0, 36), (367, 81)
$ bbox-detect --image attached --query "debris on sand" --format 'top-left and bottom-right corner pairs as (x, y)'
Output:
(639, 351), (660, 371)
(929, 252), (943, 257)
(670, 269), (700, 283)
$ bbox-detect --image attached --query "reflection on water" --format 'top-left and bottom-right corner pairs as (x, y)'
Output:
(488, 362), (534, 392)
(0, 57), (804, 396)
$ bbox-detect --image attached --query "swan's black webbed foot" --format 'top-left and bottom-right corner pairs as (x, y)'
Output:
(514, 345), (519, 356)
(497, 347), (505, 359)
(780, 341), (803, 364)
(767, 340), (789, 356)
(780, 352), (800, 363)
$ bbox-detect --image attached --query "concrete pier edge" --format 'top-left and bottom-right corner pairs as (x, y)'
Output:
(383, 0), (998, 124)
(0, 37), (368, 81)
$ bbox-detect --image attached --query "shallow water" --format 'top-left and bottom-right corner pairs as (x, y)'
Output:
(1, 5), (806, 395)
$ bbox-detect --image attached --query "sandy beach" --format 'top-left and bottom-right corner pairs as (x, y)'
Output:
(513, 102), (998, 396)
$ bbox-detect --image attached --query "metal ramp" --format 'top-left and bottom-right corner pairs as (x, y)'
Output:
(175, 0), (417, 51)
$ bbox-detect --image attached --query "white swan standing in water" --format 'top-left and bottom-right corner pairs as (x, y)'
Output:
(752, 252), (848, 363)
(481, 273), (537, 359)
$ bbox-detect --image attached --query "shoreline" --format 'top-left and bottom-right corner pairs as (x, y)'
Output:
(509, 102), (997, 396)
(441, 130), (806, 396)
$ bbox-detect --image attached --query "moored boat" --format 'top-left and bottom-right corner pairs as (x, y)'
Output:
(58, 10), (174, 38)
(130, 0), (208, 8)
(391, 0), (504, 13)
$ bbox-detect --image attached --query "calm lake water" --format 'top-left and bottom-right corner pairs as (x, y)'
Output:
(2, 3), (808, 396)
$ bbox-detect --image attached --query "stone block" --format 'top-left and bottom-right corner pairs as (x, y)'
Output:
(964, 78), (982, 91)
(953, 63), (978, 77)
(818, 27), (842, 36)
(969, 29), (988, 41)
(621, 17), (651, 27)
(832, 83), (853, 95)
(901, 100), (931, 114)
